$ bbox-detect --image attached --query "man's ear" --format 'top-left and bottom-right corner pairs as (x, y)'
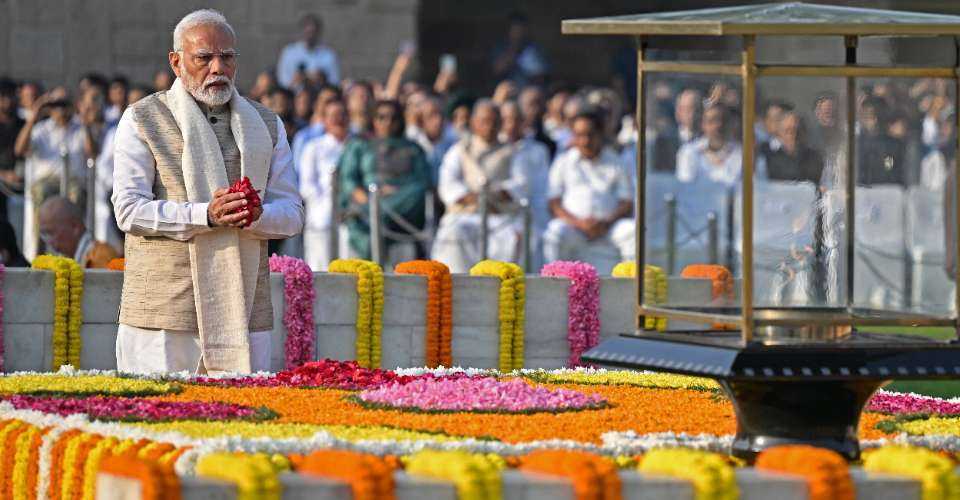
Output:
(169, 52), (181, 78)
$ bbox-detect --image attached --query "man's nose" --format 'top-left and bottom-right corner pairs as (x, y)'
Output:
(209, 57), (227, 75)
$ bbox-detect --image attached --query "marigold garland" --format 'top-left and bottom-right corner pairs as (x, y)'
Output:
(329, 259), (384, 368)
(105, 258), (125, 271)
(681, 264), (734, 303)
(195, 452), (285, 500)
(99, 451), (182, 500)
(862, 446), (960, 500)
(294, 449), (395, 500)
(470, 260), (525, 371)
(405, 450), (504, 500)
(541, 261), (601, 367)
(268, 255), (316, 369)
(32, 255), (84, 369)
(395, 260), (453, 368)
(611, 262), (667, 331)
(637, 448), (738, 500)
(10, 423), (43, 500)
(518, 450), (622, 500)
(755, 445), (854, 500)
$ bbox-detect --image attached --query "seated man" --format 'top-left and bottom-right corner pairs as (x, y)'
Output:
(543, 111), (634, 270)
(432, 100), (526, 272)
(38, 196), (119, 268)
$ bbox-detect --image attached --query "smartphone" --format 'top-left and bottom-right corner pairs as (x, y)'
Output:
(440, 54), (457, 74)
(400, 40), (417, 56)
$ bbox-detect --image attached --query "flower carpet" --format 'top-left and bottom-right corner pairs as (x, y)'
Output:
(3, 361), (960, 499)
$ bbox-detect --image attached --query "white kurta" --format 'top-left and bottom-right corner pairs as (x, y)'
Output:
(542, 148), (635, 271)
(111, 105), (302, 374)
(431, 141), (529, 273)
(22, 118), (88, 260)
(299, 132), (344, 271)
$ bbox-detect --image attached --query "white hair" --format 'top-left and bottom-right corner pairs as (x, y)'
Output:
(172, 9), (236, 51)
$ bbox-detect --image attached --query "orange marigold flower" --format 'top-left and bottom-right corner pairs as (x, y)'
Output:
(295, 449), (395, 500)
(755, 445), (854, 500)
(518, 450), (621, 500)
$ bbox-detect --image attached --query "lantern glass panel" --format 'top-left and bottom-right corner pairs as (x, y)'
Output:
(850, 77), (957, 318)
(640, 73), (743, 319)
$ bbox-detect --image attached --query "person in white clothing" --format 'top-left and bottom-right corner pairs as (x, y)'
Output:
(111, 10), (303, 374)
(500, 100), (550, 269)
(676, 103), (764, 186)
(277, 15), (340, 88)
(431, 100), (527, 272)
(542, 111), (634, 267)
(300, 99), (349, 270)
(14, 95), (97, 260)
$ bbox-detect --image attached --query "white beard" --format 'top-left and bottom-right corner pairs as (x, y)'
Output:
(180, 63), (235, 107)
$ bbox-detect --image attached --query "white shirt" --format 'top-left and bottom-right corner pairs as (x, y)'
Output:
(111, 104), (303, 242)
(25, 118), (88, 185)
(548, 147), (632, 221)
(94, 126), (120, 248)
(277, 41), (340, 88)
(511, 138), (551, 230)
(299, 132), (345, 230)
(437, 139), (528, 209)
(676, 137), (765, 186)
(292, 122), (325, 174)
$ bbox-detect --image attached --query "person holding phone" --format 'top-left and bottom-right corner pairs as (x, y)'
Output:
(14, 92), (97, 259)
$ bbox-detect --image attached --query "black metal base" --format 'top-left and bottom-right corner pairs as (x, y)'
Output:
(581, 330), (960, 462)
(720, 378), (885, 461)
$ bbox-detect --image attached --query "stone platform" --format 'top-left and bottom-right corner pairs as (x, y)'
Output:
(3, 269), (714, 372)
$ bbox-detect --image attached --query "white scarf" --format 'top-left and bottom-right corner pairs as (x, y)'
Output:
(163, 78), (272, 373)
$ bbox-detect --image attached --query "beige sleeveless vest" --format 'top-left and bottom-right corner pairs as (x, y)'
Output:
(118, 92), (278, 333)
(450, 135), (517, 214)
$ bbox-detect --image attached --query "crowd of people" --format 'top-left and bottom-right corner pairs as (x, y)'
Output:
(0, 11), (956, 277)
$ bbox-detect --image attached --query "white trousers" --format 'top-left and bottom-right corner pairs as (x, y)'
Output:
(115, 324), (273, 374)
(542, 218), (635, 271)
(431, 213), (521, 273)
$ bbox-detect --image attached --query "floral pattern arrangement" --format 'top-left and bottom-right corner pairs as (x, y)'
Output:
(355, 377), (607, 414)
(328, 259), (384, 368)
(31, 255), (84, 369)
(470, 260), (525, 371)
(394, 260), (453, 368)
(541, 261), (601, 366)
(0, 366), (959, 497)
(268, 255), (316, 369)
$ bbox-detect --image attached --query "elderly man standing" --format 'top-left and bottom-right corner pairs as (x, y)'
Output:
(111, 10), (304, 374)
(431, 100), (527, 272)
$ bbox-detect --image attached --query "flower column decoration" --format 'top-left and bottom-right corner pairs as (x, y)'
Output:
(541, 261), (601, 366)
(268, 255), (316, 369)
(329, 259), (385, 368)
(395, 260), (453, 368)
(612, 262), (667, 331)
(32, 256), (84, 369)
(470, 260), (525, 372)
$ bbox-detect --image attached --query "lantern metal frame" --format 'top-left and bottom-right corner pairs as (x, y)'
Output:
(562, 2), (960, 462)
